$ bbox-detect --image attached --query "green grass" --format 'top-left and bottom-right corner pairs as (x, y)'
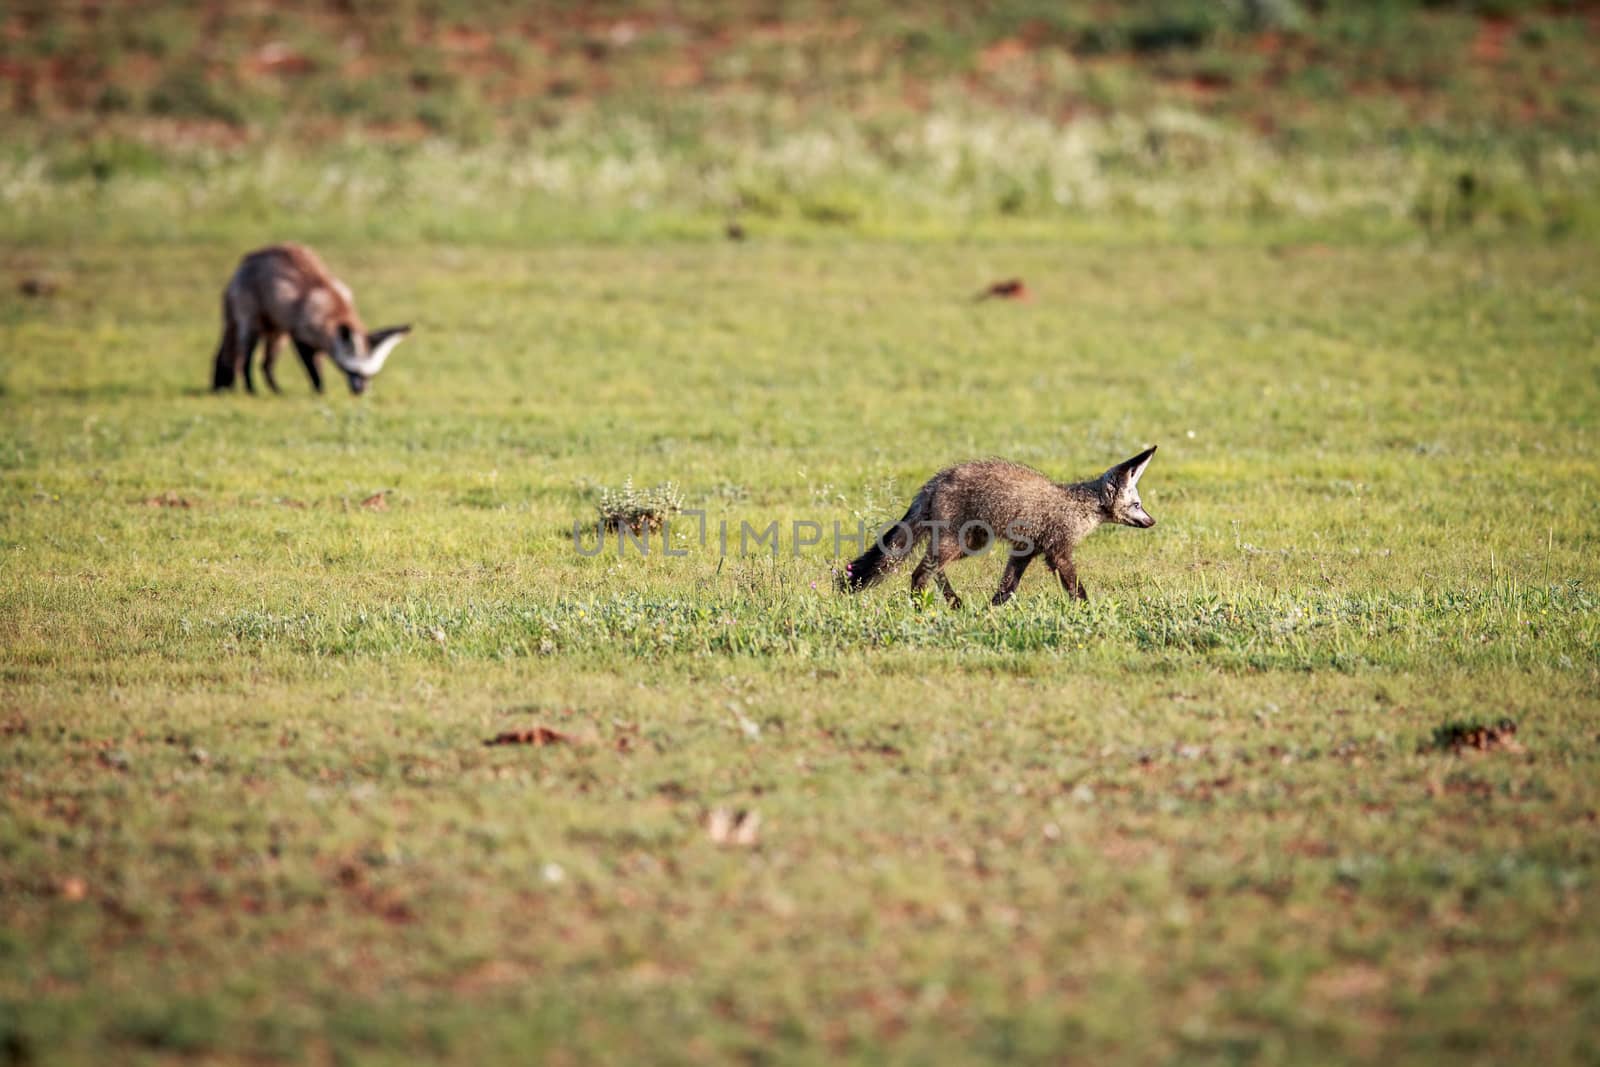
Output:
(5, 5), (1598, 1059)
(6, 121), (1598, 247)
(2, 236), (1598, 1063)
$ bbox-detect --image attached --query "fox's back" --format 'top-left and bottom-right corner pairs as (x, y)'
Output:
(231, 243), (321, 288)
(924, 460), (1095, 550)
(226, 244), (356, 330)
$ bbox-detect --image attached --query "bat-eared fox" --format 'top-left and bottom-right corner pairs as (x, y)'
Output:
(210, 243), (409, 396)
(840, 447), (1158, 608)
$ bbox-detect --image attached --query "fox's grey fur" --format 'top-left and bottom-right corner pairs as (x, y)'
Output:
(211, 243), (409, 396)
(840, 447), (1158, 608)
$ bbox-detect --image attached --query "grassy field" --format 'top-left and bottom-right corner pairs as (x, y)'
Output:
(4, 1), (1600, 1064)
(2, 236), (1598, 1064)
(6, 0), (1600, 243)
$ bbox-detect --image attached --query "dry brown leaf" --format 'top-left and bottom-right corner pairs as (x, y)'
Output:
(976, 278), (1029, 302)
(1428, 718), (1523, 755)
(484, 726), (572, 747)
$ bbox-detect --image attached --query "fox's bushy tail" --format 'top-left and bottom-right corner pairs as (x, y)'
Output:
(839, 493), (927, 592)
(211, 335), (234, 391)
(211, 299), (236, 391)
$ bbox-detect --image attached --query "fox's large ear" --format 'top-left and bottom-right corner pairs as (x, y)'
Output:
(367, 324), (411, 347)
(1109, 446), (1157, 486)
(364, 324), (410, 371)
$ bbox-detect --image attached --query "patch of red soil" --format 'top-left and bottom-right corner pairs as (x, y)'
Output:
(365, 119), (432, 142)
(1471, 16), (1515, 64)
(441, 26), (495, 54)
(978, 37), (1029, 73)
(659, 60), (705, 89)
(245, 42), (315, 78)
(1173, 71), (1231, 101)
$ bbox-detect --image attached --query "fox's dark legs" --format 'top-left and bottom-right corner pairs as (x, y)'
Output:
(293, 340), (324, 393)
(911, 536), (964, 609)
(235, 325), (261, 395)
(991, 551), (1037, 606)
(260, 334), (282, 394)
(1046, 551), (1088, 601)
(912, 557), (962, 609)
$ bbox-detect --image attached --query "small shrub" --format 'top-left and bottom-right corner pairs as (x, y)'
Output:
(799, 187), (866, 226)
(48, 138), (168, 183)
(996, 181), (1029, 216)
(734, 178), (787, 218)
(110, 998), (222, 1053)
(147, 66), (244, 125)
(1126, 8), (1218, 54)
(413, 85), (494, 142)
(597, 478), (683, 535)
(1292, 64), (1345, 99)
(93, 83), (135, 115)
(348, 77), (414, 126)
(1413, 168), (1553, 233)
(1239, 0), (1307, 32)
(0, 999), (35, 1066)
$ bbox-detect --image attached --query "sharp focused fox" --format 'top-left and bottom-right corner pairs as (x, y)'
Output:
(840, 447), (1158, 607)
(210, 243), (409, 396)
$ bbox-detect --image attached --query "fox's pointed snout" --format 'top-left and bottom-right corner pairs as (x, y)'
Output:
(1122, 502), (1156, 528)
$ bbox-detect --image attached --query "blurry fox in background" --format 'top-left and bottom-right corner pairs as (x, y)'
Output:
(210, 243), (409, 396)
(840, 447), (1158, 608)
